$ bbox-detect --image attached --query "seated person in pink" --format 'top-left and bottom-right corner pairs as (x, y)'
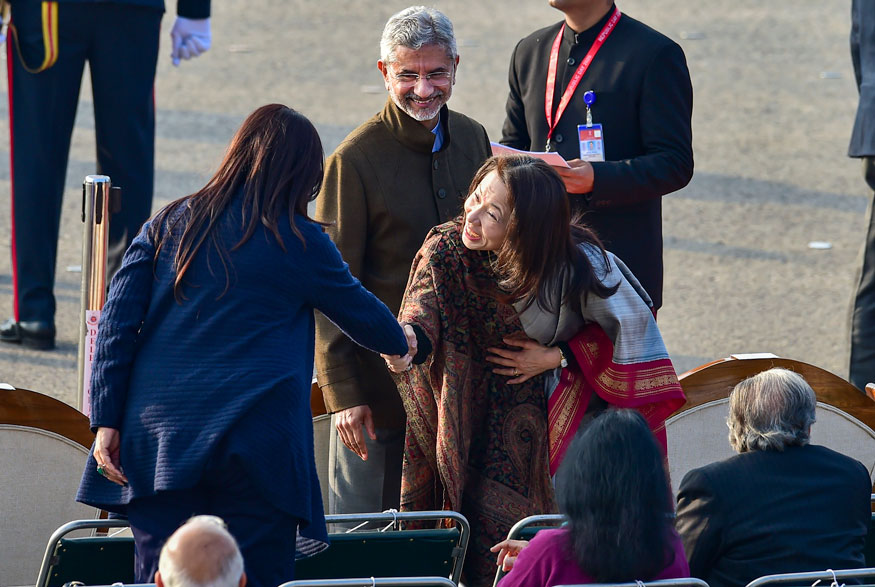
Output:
(494, 409), (689, 587)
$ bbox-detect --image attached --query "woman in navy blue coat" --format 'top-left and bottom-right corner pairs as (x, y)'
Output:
(77, 104), (410, 587)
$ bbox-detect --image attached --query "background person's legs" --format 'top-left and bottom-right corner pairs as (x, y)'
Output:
(328, 413), (404, 527)
(88, 3), (161, 279)
(849, 157), (875, 390)
(2, 2), (89, 346)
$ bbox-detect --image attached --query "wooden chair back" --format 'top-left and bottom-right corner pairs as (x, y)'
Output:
(0, 387), (100, 587)
(674, 356), (875, 425)
(666, 356), (875, 496)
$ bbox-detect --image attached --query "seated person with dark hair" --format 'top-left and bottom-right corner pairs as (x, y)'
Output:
(493, 409), (689, 586)
(676, 368), (871, 587)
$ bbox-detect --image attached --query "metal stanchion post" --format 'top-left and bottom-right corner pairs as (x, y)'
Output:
(77, 175), (121, 416)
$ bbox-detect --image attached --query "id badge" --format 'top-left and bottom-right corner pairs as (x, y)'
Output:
(578, 124), (605, 162)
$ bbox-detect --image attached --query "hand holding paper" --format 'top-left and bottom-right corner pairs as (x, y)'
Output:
(554, 159), (595, 194)
(490, 142), (570, 168)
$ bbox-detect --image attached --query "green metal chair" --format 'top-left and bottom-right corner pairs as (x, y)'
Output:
(491, 513), (566, 587)
(744, 567), (875, 587)
(281, 578), (455, 587)
(296, 511), (469, 585)
(567, 580), (710, 587)
(34, 510), (469, 587)
(35, 519), (134, 587)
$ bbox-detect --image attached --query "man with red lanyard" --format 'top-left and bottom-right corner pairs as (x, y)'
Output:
(500, 0), (693, 313)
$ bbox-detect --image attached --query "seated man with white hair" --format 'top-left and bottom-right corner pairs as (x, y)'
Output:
(675, 368), (871, 587)
(155, 515), (246, 587)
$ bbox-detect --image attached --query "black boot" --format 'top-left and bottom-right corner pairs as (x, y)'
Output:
(0, 318), (56, 350)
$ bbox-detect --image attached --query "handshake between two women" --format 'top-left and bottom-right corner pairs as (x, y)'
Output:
(382, 320), (564, 384)
(383, 324), (419, 372)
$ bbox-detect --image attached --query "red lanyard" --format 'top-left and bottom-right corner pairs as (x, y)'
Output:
(544, 7), (621, 149)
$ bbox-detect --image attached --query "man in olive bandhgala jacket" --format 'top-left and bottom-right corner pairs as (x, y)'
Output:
(313, 6), (490, 517)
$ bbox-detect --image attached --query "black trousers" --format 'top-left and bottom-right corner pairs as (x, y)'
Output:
(126, 448), (300, 587)
(7, 1), (160, 323)
(850, 156), (875, 390)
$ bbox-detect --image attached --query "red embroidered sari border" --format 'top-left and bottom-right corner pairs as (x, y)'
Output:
(547, 322), (685, 474)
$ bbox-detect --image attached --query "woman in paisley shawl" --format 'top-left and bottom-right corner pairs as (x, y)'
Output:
(384, 155), (684, 586)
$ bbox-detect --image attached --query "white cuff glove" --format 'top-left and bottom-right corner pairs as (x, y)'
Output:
(0, 2), (10, 44)
(170, 16), (211, 67)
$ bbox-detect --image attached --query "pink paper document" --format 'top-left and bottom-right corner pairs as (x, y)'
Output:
(490, 141), (570, 168)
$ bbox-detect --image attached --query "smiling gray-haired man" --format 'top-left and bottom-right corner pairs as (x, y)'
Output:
(314, 5), (490, 518)
(675, 368), (871, 587)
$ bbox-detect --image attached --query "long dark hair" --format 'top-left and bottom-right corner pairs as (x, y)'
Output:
(149, 103), (324, 301)
(464, 155), (617, 313)
(555, 409), (675, 581)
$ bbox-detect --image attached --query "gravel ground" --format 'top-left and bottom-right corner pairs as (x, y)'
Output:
(0, 0), (867, 408)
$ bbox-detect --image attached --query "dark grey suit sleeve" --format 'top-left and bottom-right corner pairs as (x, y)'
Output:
(849, 0), (875, 156)
(852, 0), (863, 90)
(589, 41), (694, 207)
(176, 0), (210, 19)
(675, 468), (723, 579)
(852, 458), (873, 523)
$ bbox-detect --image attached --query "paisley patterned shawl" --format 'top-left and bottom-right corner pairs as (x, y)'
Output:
(394, 220), (556, 586)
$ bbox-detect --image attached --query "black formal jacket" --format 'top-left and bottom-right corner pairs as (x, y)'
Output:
(675, 444), (871, 587)
(849, 0), (875, 157)
(51, 0), (209, 18)
(501, 6), (693, 309)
